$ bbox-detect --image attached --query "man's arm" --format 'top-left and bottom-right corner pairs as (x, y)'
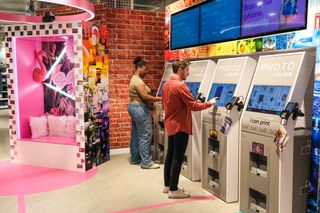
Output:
(178, 83), (212, 111)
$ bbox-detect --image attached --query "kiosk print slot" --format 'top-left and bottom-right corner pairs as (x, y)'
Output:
(208, 168), (220, 191)
(250, 151), (268, 178)
(249, 188), (267, 213)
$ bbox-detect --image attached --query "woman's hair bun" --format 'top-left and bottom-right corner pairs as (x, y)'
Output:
(133, 56), (142, 65)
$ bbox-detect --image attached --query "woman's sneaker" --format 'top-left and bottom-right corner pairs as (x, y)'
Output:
(141, 162), (160, 169)
(168, 189), (190, 199)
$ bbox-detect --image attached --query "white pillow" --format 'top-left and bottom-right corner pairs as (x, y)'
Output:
(30, 116), (48, 138)
(64, 116), (77, 138)
(48, 115), (67, 137)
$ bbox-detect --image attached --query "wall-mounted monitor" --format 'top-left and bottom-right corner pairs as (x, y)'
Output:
(157, 81), (166, 97)
(185, 82), (201, 98)
(241, 0), (307, 37)
(170, 7), (200, 50)
(169, 0), (307, 50)
(208, 83), (237, 107)
(246, 85), (291, 115)
(200, 0), (241, 44)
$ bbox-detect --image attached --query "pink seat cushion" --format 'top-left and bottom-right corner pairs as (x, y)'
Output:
(21, 136), (76, 146)
(47, 115), (76, 138)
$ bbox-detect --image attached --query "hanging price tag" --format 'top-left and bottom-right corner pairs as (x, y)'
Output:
(220, 114), (233, 135)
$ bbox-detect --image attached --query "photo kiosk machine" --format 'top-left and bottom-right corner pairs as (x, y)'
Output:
(201, 57), (257, 203)
(240, 52), (314, 213)
(153, 63), (173, 163)
(181, 60), (216, 181)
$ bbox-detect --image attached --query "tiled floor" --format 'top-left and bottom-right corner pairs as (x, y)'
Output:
(0, 109), (239, 213)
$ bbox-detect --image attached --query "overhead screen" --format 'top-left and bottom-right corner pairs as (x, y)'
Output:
(170, 7), (199, 50)
(170, 0), (307, 50)
(242, 0), (307, 37)
(246, 85), (291, 115)
(200, 0), (241, 44)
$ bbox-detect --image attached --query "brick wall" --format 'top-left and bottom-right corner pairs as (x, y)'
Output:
(38, 5), (165, 149)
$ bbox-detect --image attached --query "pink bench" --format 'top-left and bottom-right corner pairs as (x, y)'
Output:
(20, 136), (76, 146)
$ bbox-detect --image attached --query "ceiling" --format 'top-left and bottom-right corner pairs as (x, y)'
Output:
(0, 0), (179, 42)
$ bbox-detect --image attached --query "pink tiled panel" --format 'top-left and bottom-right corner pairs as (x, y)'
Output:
(4, 22), (85, 172)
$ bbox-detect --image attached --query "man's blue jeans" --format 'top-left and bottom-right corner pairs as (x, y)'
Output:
(128, 102), (152, 166)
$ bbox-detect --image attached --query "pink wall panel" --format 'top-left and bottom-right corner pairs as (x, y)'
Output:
(15, 38), (45, 139)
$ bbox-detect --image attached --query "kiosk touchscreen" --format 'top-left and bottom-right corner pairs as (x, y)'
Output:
(240, 52), (314, 213)
(180, 60), (216, 181)
(201, 56), (257, 203)
(153, 63), (173, 163)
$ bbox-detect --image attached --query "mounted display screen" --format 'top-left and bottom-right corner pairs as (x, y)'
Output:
(157, 81), (166, 97)
(208, 83), (237, 107)
(200, 0), (241, 44)
(241, 0), (307, 37)
(185, 82), (201, 98)
(246, 85), (291, 115)
(170, 0), (307, 50)
(170, 7), (199, 50)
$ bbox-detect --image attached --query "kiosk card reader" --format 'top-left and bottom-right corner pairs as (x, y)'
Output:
(202, 57), (257, 203)
(240, 52), (314, 213)
(180, 60), (216, 181)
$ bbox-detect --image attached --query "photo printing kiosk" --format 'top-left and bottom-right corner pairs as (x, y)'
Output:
(153, 59), (216, 182)
(201, 57), (257, 203)
(153, 63), (173, 163)
(240, 52), (314, 213)
(181, 59), (216, 181)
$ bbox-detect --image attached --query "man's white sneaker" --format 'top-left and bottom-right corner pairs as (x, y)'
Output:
(163, 186), (184, 193)
(168, 189), (190, 199)
(141, 162), (160, 169)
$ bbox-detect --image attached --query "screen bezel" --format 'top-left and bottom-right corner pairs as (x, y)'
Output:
(157, 80), (166, 97)
(185, 81), (201, 98)
(246, 85), (291, 115)
(170, 0), (308, 50)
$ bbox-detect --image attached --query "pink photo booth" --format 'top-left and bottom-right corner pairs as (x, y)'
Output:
(4, 20), (110, 172)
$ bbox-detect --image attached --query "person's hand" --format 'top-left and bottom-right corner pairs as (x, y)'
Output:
(209, 97), (219, 105)
(156, 97), (162, 102)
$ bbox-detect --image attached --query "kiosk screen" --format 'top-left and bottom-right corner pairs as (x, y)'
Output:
(246, 85), (291, 115)
(208, 83), (236, 107)
(157, 81), (166, 97)
(185, 82), (201, 98)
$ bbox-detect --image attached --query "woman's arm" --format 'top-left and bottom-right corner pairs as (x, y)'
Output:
(136, 85), (161, 103)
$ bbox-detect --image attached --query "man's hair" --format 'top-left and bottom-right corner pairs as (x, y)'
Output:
(172, 59), (190, 74)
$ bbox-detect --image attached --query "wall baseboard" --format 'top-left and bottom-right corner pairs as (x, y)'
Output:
(110, 148), (130, 156)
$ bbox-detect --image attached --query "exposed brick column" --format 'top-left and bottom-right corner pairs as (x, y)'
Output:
(37, 5), (165, 148)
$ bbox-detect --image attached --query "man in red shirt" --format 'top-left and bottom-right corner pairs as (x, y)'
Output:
(162, 59), (217, 198)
